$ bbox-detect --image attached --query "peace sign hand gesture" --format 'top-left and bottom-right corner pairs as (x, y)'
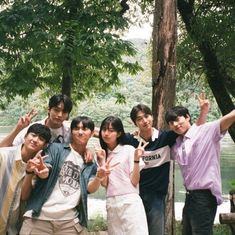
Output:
(95, 147), (106, 167)
(134, 140), (149, 162)
(26, 150), (49, 179)
(198, 93), (210, 113)
(18, 109), (38, 130)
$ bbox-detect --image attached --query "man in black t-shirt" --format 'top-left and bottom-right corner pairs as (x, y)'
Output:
(126, 104), (177, 235)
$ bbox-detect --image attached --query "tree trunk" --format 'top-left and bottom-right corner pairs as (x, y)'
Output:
(61, 1), (80, 98)
(61, 26), (75, 98)
(152, 0), (177, 234)
(178, 0), (235, 142)
(152, 0), (177, 129)
(62, 61), (73, 97)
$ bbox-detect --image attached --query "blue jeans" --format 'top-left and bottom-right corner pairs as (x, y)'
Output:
(182, 190), (217, 235)
(140, 192), (166, 235)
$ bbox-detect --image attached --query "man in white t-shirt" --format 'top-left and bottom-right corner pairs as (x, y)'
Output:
(12, 94), (73, 146)
(19, 116), (105, 235)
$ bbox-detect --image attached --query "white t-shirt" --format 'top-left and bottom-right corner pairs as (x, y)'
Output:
(13, 118), (71, 145)
(24, 145), (83, 220)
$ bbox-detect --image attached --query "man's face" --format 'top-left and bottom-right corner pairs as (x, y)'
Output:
(71, 122), (93, 146)
(168, 115), (191, 135)
(135, 111), (153, 131)
(23, 132), (47, 154)
(48, 102), (69, 128)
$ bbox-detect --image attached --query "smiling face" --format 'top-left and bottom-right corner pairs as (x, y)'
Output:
(47, 102), (69, 128)
(22, 132), (47, 161)
(168, 115), (191, 135)
(135, 111), (153, 132)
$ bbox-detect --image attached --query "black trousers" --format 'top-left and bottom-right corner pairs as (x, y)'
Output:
(182, 189), (217, 235)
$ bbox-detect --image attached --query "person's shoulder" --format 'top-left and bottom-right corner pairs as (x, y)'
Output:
(0, 145), (18, 153)
(124, 132), (139, 145)
(193, 120), (219, 130)
(159, 129), (178, 138)
(123, 144), (135, 151)
(0, 145), (20, 161)
(46, 142), (70, 152)
(62, 120), (71, 130)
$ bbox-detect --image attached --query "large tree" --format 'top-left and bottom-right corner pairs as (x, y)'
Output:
(151, 0), (177, 234)
(0, 0), (141, 106)
(177, 0), (235, 141)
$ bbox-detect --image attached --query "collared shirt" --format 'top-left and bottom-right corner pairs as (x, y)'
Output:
(106, 144), (145, 198)
(125, 128), (178, 195)
(171, 120), (225, 205)
(133, 128), (159, 143)
(0, 145), (26, 235)
(13, 117), (71, 146)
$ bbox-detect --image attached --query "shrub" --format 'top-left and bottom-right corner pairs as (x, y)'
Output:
(88, 215), (107, 232)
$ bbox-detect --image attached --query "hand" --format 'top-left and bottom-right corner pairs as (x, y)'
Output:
(26, 150), (49, 179)
(33, 155), (49, 179)
(132, 129), (139, 137)
(96, 157), (120, 180)
(84, 148), (94, 163)
(17, 109), (38, 130)
(197, 93), (210, 114)
(95, 147), (106, 166)
(134, 140), (149, 161)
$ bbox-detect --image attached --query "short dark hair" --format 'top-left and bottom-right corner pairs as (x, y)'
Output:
(130, 104), (152, 125)
(99, 116), (127, 155)
(70, 116), (95, 132)
(165, 106), (191, 124)
(26, 123), (51, 143)
(48, 94), (73, 113)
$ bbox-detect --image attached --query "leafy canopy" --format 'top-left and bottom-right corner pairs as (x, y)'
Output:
(0, 0), (142, 106)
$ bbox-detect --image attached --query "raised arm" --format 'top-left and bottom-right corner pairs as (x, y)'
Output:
(0, 110), (37, 147)
(219, 109), (235, 133)
(195, 93), (210, 126)
(131, 141), (148, 187)
(21, 152), (49, 201)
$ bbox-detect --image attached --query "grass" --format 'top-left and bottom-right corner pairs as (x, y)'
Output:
(88, 215), (108, 232)
(175, 221), (231, 235)
(88, 216), (231, 234)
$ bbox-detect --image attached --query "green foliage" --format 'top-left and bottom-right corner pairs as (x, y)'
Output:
(88, 215), (107, 232)
(177, 0), (235, 98)
(0, 0), (142, 106)
(0, 39), (222, 127)
(229, 179), (235, 191)
(175, 221), (231, 235)
(89, 187), (106, 200)
(87, 215), (231, 233)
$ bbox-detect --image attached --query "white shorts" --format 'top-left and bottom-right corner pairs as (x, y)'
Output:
(106, 193), (148, 235)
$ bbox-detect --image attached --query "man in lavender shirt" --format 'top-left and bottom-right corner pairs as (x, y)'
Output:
(165, 106), (235, 235)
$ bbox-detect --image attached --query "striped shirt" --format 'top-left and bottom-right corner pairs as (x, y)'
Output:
(0, 145), (26, 234)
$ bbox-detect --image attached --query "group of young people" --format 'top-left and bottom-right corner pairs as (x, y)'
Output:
(0, 93), (234, 235)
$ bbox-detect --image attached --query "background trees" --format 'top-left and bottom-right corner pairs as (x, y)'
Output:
(0, 0), (141, 106)
(177, 0), (235, 140)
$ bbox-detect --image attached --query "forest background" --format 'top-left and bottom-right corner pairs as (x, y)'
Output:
(0, 38), (222, 129)
(0, 0), (234, 131)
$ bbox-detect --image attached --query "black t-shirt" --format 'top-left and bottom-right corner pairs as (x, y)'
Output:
(125, 129), (178, 195)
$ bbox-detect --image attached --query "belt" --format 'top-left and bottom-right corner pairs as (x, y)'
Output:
(186, 189), (211, 195)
